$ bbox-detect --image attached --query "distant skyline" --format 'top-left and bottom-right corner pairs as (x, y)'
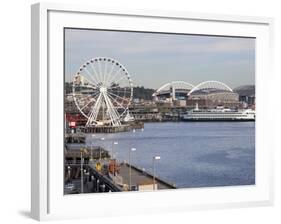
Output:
(65, 28), (255, 89)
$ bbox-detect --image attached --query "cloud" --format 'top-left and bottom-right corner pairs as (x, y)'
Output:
(65, 28), (255, 56)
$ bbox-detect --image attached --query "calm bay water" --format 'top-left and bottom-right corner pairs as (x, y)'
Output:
(86, 122), (255, 188)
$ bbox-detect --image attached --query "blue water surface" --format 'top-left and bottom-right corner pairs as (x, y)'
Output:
(86, 122), (255, 188)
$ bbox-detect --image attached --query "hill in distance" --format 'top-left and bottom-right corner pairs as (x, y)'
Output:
(233, 85), (255, 97)
(65, 82), (155, 100)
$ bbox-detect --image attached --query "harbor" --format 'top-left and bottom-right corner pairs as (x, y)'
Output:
(63, 33), (256, 194)
(65, 142), (176, 194)
(64, 75), (256, 194)
(65, 121), (255, 194)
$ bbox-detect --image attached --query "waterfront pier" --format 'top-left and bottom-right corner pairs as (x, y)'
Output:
(80, 125), (131, 133)
(64, 154), (176, 194)
(65, 132), (86, 144)
(118, 162), (176, 190)
(78, 121), (144, 134)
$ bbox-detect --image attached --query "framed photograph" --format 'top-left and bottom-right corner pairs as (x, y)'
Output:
(31, 2), (274, 221)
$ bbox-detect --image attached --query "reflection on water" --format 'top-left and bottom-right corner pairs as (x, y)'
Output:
(85, 122), (255, 188)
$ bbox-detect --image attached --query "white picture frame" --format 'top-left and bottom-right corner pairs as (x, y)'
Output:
(31, 2), (274, 221)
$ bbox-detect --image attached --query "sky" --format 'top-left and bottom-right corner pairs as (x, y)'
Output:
(64, 28), (255, 90)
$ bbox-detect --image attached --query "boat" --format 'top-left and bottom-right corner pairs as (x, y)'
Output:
(182, 103), (255, 121)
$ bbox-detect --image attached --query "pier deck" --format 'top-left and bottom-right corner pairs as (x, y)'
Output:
(64, 161), (176, 194)
(81, 125), (130, 133)
(118, 162), (176, 190)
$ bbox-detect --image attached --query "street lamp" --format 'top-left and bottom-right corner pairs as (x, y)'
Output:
(111, 141), (118, 159)
(67, 166), (71, 183)
(96, 179), (100, 192)
(90, 134), (96, 162)
(129, 148), (136, 191)
(80, 148), (87, 193)
(90, 143), (93, 162)
(99, 137), (105, 161)
(84, 169), (87, 184)
(80, 149), (84, 193)
(153, 156), (161, 190)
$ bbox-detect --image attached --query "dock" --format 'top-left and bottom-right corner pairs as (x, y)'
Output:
(64, 159), (176, 194)
(64, 137), (176, 194)
(118, 162), (176, 190)
(65, 132), (86, 143)
(80, 125), (131, 133)
(76, 121), (144, 134)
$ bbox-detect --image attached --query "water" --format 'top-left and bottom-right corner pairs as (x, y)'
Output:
(86, 122), (255, 188)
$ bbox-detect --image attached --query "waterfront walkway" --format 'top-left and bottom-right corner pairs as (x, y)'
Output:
(64, 144), (176, 193)
(118, 162), (176, 190)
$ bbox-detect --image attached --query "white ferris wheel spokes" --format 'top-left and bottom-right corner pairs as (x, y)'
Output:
(72, 57), (133, 127)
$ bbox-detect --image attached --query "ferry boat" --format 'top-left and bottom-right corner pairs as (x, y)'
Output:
(182, 103), (255, 121)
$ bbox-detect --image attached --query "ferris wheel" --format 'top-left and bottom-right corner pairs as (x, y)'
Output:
(72, 57), (133, 127)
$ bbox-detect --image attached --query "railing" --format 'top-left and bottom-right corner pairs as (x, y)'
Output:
(87, 165), (123, 192)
